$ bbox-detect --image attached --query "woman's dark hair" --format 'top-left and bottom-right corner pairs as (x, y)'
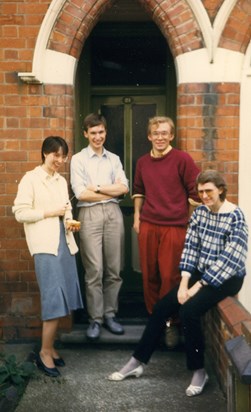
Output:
(83, 113), (107, 132)
(41, 136), (68, 163)
(196, 169), (227, 201)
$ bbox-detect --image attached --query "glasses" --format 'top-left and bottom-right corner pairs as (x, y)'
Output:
(151, 131), (171, 137)
(198, 189), (214, 196)
(53, 153), (68, 163)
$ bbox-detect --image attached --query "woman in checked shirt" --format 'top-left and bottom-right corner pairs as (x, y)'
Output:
(108, 170), (248, 397)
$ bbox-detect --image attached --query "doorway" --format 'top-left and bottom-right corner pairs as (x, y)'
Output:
(75, 21), (176, 320)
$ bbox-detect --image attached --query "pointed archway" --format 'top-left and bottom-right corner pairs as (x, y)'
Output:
(18, 0), (205, 85)
(18, 0), (251, 86)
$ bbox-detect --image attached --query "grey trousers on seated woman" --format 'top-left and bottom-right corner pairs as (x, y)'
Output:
(108, 274), (243, 395)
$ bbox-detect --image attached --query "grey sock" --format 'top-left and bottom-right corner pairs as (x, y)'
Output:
(119, 356), (141, 375)
(190, 368), (207, 386)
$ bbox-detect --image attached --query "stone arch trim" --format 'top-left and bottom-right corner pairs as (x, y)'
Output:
(48, 0), (114, 59)
(49, 0), (204, 59)
(48, 0), (251, 61)
(18, 0), (251, 84)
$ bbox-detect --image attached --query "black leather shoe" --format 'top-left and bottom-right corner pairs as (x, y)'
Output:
(86, 321), (101, 340)
(53, 357), (65, 367)
(36, 354), (60, 377)
(104, 317), (124, 335)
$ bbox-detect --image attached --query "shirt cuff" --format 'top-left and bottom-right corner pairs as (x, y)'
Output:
(181, 271), (191, 278)
(131, 194), (145, 200)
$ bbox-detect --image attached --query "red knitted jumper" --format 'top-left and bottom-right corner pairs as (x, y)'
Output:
(133, 148), (200, 226)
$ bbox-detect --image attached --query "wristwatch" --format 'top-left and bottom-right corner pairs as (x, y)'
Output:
(96, 185), (101, 193)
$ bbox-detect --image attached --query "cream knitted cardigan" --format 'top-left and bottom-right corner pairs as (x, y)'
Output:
(12, 166), (78, 256)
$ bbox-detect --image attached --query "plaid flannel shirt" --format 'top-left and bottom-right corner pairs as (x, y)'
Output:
(179, 201), (248, 287)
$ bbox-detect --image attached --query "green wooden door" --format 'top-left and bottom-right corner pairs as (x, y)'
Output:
(92, 94), (166, 317)
(75, 20), (176, 320)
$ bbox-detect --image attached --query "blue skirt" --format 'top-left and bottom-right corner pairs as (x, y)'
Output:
(34, 221), (84, 321)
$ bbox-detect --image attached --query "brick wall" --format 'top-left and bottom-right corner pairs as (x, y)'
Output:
(0, 0), (250, 343)
(205, 298), (251, 410)
(177, 82), (240, 203)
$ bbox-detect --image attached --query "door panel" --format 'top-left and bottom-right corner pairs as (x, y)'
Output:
(97, 103), (125, 167)
(92, 95), (165, 316)
(92, 95), (165, 198)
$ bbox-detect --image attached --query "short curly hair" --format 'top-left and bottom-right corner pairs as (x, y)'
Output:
(196, 170), (227, 201)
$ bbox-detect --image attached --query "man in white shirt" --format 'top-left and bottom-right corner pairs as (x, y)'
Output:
(71, 113), (129, 339)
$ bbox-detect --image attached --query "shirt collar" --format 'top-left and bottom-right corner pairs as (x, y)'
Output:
(36, 165), (60, 181)
(87, 145), (108, 158)
(205, 200), (237, 214)
(150, 145), (172, 158)
(218, 200), (237, 213)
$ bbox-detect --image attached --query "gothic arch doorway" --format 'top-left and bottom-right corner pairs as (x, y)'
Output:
(74, 3), (177, 321)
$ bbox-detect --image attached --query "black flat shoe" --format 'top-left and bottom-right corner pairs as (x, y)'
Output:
(36, 354), (60, 377)
(53, 357), (65, 367)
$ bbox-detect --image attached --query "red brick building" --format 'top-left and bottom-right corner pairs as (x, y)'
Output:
(1, 0), (251, 349)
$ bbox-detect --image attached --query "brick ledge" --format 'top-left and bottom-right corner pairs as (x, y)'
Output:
(217, 297), (251, 338)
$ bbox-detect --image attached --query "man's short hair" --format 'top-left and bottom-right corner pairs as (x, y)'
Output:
(83, 113), (107, 132)
(148, 116), (175, 135)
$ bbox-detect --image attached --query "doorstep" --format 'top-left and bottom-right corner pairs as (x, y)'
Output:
(59, 323), (146, 344)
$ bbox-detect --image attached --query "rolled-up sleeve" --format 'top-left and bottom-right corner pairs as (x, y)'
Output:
(70, 153), (88, 199)
(114, 157), (129, 189)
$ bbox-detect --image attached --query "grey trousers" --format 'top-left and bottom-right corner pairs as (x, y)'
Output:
(78, 202), (124, 323)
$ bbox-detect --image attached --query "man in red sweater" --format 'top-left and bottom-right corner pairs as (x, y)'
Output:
(132, 116), (200, 347)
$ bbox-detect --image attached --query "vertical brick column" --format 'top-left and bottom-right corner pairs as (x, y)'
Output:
(177, 82), (240, 202)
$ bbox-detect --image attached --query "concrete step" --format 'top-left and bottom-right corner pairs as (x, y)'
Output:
(59, 324), (146, 344)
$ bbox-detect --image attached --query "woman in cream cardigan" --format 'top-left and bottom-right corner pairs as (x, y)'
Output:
(13, 136), (83, 377)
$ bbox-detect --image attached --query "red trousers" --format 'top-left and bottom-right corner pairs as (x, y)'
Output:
(138, 222), (186, 314)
